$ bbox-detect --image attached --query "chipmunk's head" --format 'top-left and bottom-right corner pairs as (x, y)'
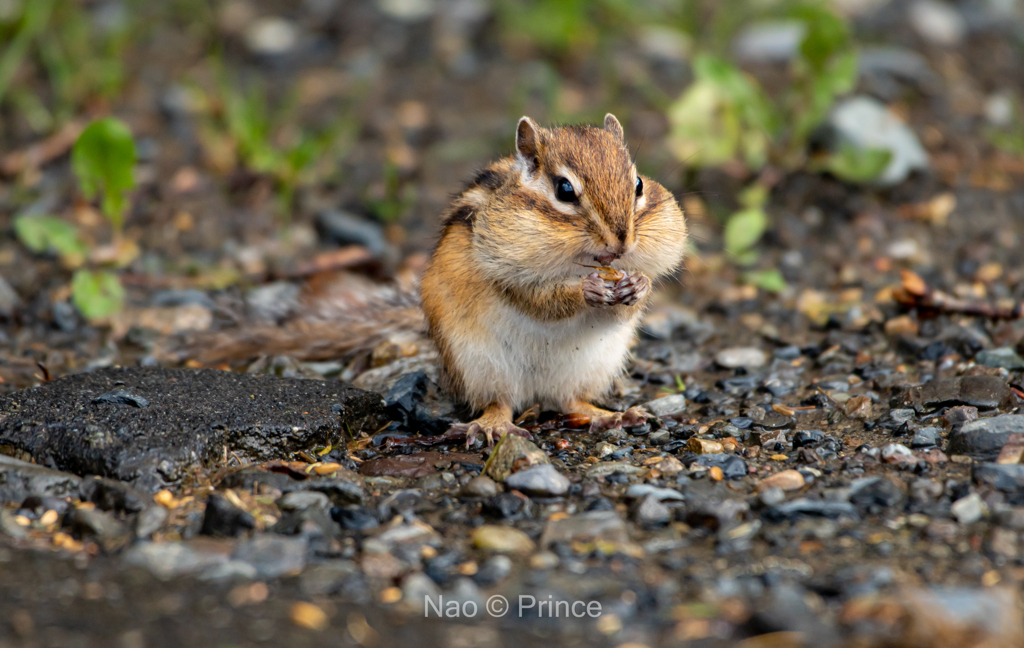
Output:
(513, 114), (644, 267)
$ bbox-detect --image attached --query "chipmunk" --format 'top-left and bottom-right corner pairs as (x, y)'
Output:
(420, 114), (687, 445)
(178, 115), (687, 446)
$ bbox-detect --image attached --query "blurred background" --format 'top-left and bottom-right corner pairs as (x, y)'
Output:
(0, 0), (1023, 382)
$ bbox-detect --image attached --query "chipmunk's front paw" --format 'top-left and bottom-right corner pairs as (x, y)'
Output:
(583, 273), (616, 308)
(449, 420), (532, 448)
(612, 272), (650, 306)
(589, 406), (649, 433)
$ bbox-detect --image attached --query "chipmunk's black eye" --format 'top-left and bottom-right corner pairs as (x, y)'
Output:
(635, 176), (643, 197)
(554, 176), (577, 203)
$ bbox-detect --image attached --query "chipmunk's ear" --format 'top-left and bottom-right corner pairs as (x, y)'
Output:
(604, 113), (624, 142)
(516, 116), (540, 172)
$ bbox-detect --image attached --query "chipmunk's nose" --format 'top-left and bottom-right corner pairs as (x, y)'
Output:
(595, 241), (626, 265)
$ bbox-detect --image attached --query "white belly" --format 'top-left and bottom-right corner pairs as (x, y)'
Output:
(449, 303), (638, 410)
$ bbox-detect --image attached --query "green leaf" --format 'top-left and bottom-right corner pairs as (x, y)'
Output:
(723, 207), (767, 258)
(72, 117), (136, 232)
(71, 270), (124, 321)
(13, 215), (88, 262)
(743, 269), (788, 293)
(821, 144), (892, 183)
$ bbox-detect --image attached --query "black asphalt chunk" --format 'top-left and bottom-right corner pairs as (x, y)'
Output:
(0, 367), (387, 492)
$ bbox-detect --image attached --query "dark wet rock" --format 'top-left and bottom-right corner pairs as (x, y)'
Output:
(645, 394), (687, 417)
(0, 455), (81, 504)
(905, 375), (1013, 412)
(331, 505), (380, 531)
(504, 464), (569, 497)
(316, 209), (389, 257)
(688, 453), (748, 480)
(65, 507), (129, 551)
(849, 476), (905, 513)
(684, 498), (749, 530)
(482, 493), (530, 520)
(377, 490), (422, 520)
(360, 452), (481, 479)
(91, 389), (149, 408)
(541, 511), (631, 548)
(947, 414), (1024, 460)
(0, 367), (387, 492)
(745, 582), (840, 643)
(135, 505), (168, 538)
(792, 430), (824, 448)
(484, 435), (548, 482)
(218, 466), (365, 505)
(78, 476), (149, 514)
(911, 427), (941, 448)
(277, 490), (331, 512)
(201, 493), (256, 538)
(633, 494), (671, 527)
(233, 535), (307, 578)
(474, 555), (512, 586)
(976, 347), (1024, 370)
(384, 372), (459, 436)
(973, 463), (1024, 496)
(764, 498), (858, 522)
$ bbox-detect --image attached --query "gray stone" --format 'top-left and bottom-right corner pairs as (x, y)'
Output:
(829, 96), (930, 185)
(244, 16), (299, 55)
(504, 465), (570, 497)
(908, 0), (966, 46)
(715, 347), (767, 369)
(277, 491), (331, 512)
(951, 493), (986, 525)
(403, 572), (441, 612)
(65, 508), (127, 549)
(633, 494), (671, 527)
(233, 535), (307, 578)
(0, 455), (81, 504)
(540, 511), (630, 547)
(245, 282), (300, 322)
(0, 275), (20, 318)
(645, 394), (687, 417)
(948, 415), (1024, 460)
(976, 348), (1024, 370)
(0, 367), (386, 492)
(625, 484), (685, 502)
(586, 461), (645, 479)
(459, 475), (499, 499)
(732, 21), (805, 62)
(484, 434), (548, 482)
(219, 467), (365, 506)
(125, 541), (247, 580)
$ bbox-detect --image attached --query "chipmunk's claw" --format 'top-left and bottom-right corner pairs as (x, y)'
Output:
(613, 273), (651, 306)
(584, 272), (650, 308)
(583, 272), (616, 308)
(588, 406), (650, 433)
(449, 420), (532, 448)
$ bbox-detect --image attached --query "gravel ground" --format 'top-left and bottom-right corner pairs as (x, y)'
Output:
(4, 0), (1024, 646)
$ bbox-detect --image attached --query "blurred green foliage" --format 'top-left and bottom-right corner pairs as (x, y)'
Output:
(14, 117), (136, 321)
(0, 0), (130, 133)
(72, 117), (136, 237)
(193, 65), (358, 226)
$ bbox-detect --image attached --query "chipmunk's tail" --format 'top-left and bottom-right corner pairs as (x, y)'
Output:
(167, 273), (428, 366)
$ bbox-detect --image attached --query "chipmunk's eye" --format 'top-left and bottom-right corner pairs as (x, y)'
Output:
(635, 176), (643, 197)
(554, 176), (577, 203)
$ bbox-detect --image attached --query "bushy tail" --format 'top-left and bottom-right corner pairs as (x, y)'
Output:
(168, 273), (428, 365)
